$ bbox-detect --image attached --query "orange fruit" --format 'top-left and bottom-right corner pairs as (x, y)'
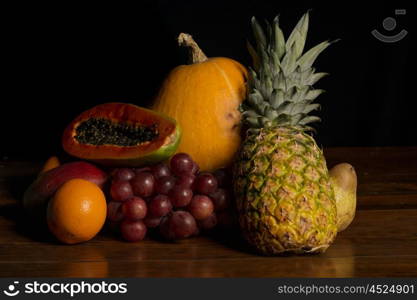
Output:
(40, 156), (60, 174)
(47, 178), (107, 244)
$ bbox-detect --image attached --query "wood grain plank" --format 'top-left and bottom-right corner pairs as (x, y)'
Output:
(0, 256), (416, 278)
(0, 209), (415, 277)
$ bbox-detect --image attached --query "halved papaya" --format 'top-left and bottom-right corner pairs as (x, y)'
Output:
(62, 103), (181, 166)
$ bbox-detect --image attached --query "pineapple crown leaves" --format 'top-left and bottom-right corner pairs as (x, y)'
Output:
(242, 11), (338, 131)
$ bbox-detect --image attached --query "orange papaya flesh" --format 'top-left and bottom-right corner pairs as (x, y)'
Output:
(62, 103), (181, 167)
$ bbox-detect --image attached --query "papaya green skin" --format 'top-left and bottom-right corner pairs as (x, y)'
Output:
(62, 103), (181, 167)
(88, 123), (182, 167)
(23, 161), (107, 223)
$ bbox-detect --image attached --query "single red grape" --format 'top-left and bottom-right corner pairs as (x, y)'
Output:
(198, 213), (218, 230)
(193, 173), (218, 195)
(151, 163), (171, 179)
(107, 201), (124, 222)
(169, 185), (193, 207)
(112, 168), (135, 182)
(164, 211), (197, 240)
(131, 172), (155, 197)
(188, 195), (214, 220)
(110, 180), (133, 202)
(176, 174), (195, 188)
(121, 196), (147, 220)
(209, 188), (230, 211)
(170, 153), (194, 176)
(155, 176), (176, 195)
(120, 220), (147, 242)
(149, 194), (172, 217)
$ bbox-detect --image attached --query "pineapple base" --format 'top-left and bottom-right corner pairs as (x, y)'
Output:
(233, 126), (338, 255)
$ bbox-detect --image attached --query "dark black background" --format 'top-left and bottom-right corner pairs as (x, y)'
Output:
(3, 1), (415, 160)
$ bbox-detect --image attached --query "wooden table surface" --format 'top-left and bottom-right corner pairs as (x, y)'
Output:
(0, 147), (416, 277)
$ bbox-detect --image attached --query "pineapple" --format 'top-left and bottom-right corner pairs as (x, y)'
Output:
(233, 12), (338, 255)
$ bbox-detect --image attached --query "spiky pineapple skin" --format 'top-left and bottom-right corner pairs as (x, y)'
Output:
(233, 126), (337, 255)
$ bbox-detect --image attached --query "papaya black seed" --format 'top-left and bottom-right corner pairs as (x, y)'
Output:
(75, 118), (159, 146)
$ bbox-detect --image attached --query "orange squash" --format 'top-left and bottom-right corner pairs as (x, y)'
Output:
(152, 33), (247, 172)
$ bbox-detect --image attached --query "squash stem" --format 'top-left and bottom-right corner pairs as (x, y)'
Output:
(178, 33), (208, 64)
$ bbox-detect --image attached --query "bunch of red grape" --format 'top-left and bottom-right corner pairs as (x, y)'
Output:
(106, 153), (233, 242)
